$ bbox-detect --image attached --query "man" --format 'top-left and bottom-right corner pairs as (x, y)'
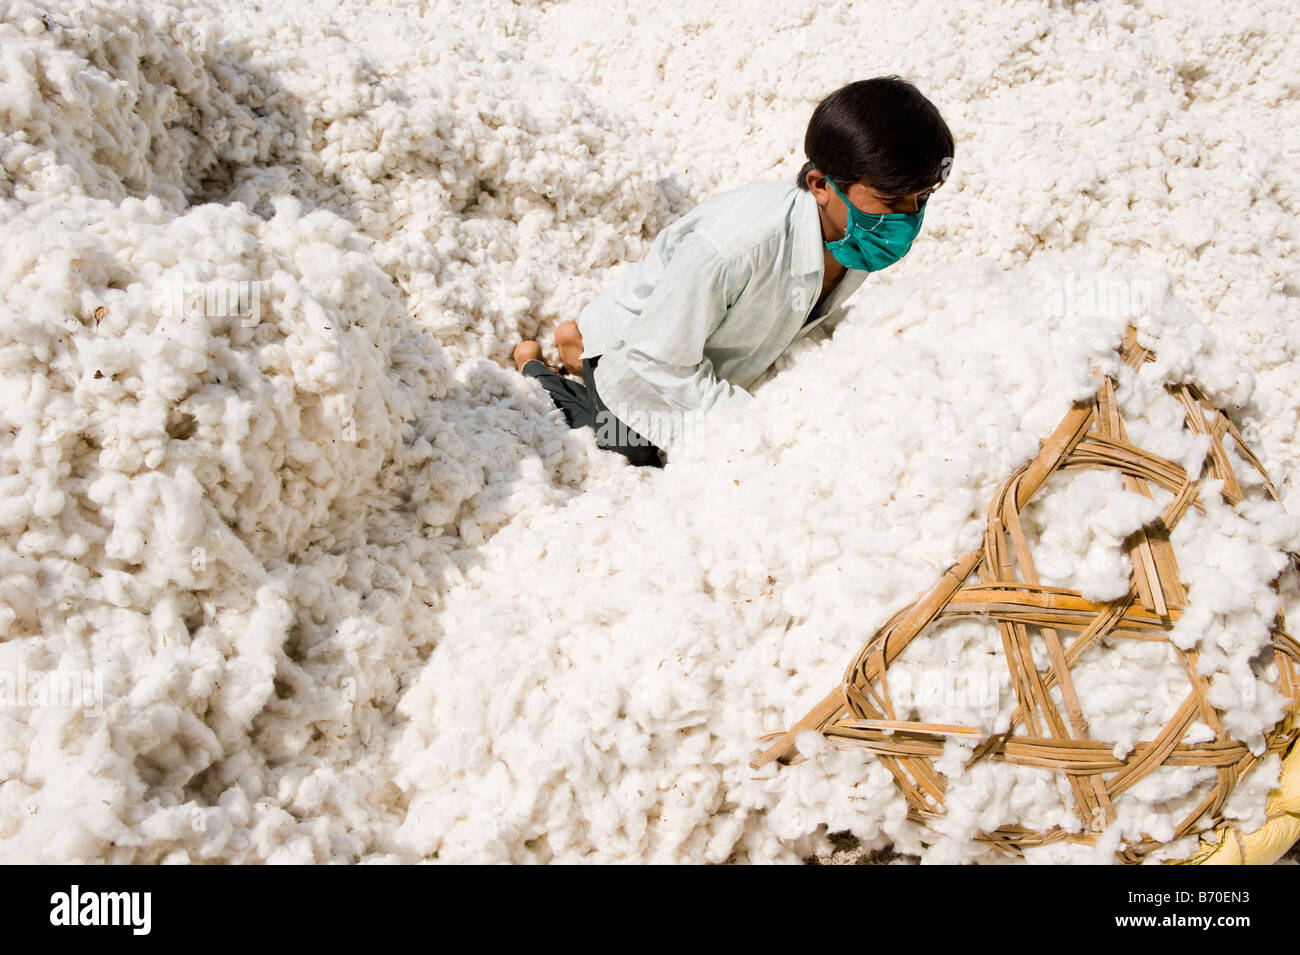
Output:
(513, 76), (955, 468)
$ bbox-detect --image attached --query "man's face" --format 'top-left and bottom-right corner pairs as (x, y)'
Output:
(806, 170), (934, 242)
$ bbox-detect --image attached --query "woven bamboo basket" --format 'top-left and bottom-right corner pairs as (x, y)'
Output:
(754, 330), (1300, 864)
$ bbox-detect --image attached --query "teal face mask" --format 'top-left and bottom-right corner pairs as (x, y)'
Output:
(825, 179), (926, 272)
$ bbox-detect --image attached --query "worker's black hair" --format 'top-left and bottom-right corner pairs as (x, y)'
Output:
(796, 77), (954, 196)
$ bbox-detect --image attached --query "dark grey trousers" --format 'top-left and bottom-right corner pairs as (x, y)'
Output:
(521, 356), (666, 468)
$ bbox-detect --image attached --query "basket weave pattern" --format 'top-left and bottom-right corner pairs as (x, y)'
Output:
(754, 333), (1300, 863)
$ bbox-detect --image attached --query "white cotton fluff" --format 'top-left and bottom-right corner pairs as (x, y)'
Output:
(0, 0), (1297, 865)
(1020, 469), (1165, 602)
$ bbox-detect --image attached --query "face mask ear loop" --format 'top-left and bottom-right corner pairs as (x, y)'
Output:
(827, 178), (852, 242)
(831, 179), (887, 233)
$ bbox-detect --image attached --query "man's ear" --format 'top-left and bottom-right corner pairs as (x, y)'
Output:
(806, 168), (831, 205)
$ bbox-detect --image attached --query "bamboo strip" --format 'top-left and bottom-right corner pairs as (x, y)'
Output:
(753, 331), (1300, 863)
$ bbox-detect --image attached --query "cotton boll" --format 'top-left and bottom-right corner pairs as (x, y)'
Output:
(1219, 754), (1282, 834)
(1182, 720), (1216, 745)
(1020, 469), (1163, 600)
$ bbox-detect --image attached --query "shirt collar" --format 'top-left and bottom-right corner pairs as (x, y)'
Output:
(791, 187), (824, 276)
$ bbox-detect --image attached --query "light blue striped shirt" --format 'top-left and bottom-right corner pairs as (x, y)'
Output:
(576, 179), (867, 453)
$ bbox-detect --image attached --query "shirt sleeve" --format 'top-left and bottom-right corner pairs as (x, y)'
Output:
(593, 348), (753, 453)
(590, 232), (755, 453)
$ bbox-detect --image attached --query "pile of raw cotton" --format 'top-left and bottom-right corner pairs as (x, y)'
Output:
(0, 0), (1295, 863)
